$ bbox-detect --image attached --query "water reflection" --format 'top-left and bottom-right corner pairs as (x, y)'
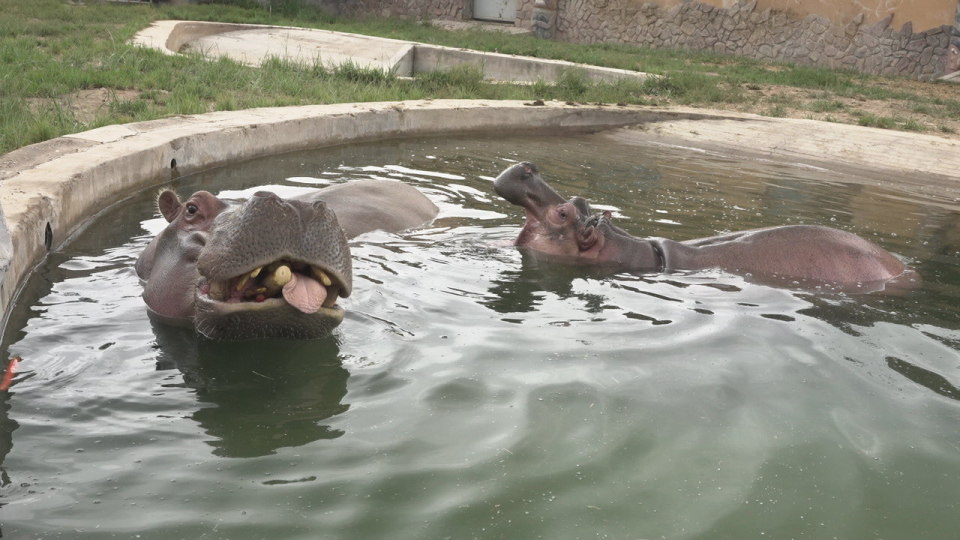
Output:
(483, 252), (611, 315)
(151, 321), (350, 458)
(886, 356), (960, 401)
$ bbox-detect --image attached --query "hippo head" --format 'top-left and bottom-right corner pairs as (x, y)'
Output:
(136, 190), (351, 340)
(494, 162), (608, 259)
(495, 161), (655, 270)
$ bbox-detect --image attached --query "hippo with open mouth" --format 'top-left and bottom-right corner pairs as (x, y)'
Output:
(494, 161), (916, 292)
(136, 179), (438, 340)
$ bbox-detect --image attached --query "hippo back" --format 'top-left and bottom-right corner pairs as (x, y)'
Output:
(300, 179), (439, 239)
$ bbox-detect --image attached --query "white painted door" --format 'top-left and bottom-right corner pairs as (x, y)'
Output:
(473, 0), (517, 22)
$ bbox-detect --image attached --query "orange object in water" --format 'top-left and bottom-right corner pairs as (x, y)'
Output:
(0, 356), (20, 391)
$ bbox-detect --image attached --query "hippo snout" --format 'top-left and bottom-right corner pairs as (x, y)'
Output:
(246, 190), (312, 221)
(493, 162), (536, 204)
(250, 190), (300, 206)
(199, 195), (349, 282)
(494, 161), (566, 212)
(189, 192), (354, 340)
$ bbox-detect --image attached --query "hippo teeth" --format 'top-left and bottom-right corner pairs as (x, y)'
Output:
(205, 260), (340, 310)
(234, 266), (264, 292)
(263, 264), (292, 294)
(311, 267), (333, 287)
(208, 280), (226, 300)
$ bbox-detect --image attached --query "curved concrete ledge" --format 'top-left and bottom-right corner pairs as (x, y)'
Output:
(132, 20), (653, 84)
(1, 99), (959, 332)
(132, 20), (263, 56)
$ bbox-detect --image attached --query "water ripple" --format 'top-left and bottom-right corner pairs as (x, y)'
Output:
(2, 134), (959, 539)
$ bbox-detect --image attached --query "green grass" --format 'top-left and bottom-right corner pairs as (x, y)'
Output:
(765, 104), (788, 118)
(807, 99), (846, 113)
(901, 118), (926, 131)
(415, 64), (485, 94)
(853, 112), (896, 129)
(1, 0), (957, 155)
(852, 111), (924, 130)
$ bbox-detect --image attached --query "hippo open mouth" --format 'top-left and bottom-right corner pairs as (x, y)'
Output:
(198, 259), (343, 315)
(192, 191), (353, 340)
(193, 257), (348, 340)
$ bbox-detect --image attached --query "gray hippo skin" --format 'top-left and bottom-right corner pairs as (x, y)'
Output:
(136, 179), (438, 340)
(494, 162), (917, 292)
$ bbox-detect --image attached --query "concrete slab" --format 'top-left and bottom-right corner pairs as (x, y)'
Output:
(131, 20), (655, 84)
(66, 124), (141, 144)
(183, 27), (416, 72)
(601, 109), (960, 200)
(939, 70), (960, 83)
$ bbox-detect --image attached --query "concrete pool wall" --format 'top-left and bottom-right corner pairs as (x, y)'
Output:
(1, 99), (960, 332)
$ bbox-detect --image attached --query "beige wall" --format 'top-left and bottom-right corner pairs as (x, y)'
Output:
(644, 0), (955, 31)
(765, 0), (953, 30)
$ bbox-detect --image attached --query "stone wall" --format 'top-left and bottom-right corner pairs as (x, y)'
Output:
(952, 0), (960, 73)
(523, 0), (953, 79)
(530, 0), (956, 32)
(308, 0), (957, 79)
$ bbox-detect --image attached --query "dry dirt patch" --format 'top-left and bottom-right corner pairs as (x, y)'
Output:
(28, 88), (141, 125)
(740, 81), (960, 140)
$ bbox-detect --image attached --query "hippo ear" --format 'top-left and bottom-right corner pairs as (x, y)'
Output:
(602, 210), (612, 219)
(157, 191), (182, 223)
(576, 214), (600, 251)
(577, 222), (601, 251)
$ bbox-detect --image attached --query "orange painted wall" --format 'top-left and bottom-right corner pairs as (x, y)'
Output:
(646, 0), (955, 31)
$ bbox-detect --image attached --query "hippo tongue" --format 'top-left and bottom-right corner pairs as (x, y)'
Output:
(281, 273), (328, 314)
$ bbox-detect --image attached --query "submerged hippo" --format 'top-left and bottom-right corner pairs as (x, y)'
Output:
(494, 162), (915, 292)
(136, 179), (438, 340)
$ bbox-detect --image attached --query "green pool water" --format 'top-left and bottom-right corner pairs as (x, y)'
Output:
(1, 132), (958, 539)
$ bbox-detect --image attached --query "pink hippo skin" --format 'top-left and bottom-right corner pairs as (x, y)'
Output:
(494, 162), (917, 293)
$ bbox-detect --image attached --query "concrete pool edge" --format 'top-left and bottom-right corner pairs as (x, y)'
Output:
(1, 99), (959, 333)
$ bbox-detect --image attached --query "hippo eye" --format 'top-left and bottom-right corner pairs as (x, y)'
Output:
(186, 203), (199, 216)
